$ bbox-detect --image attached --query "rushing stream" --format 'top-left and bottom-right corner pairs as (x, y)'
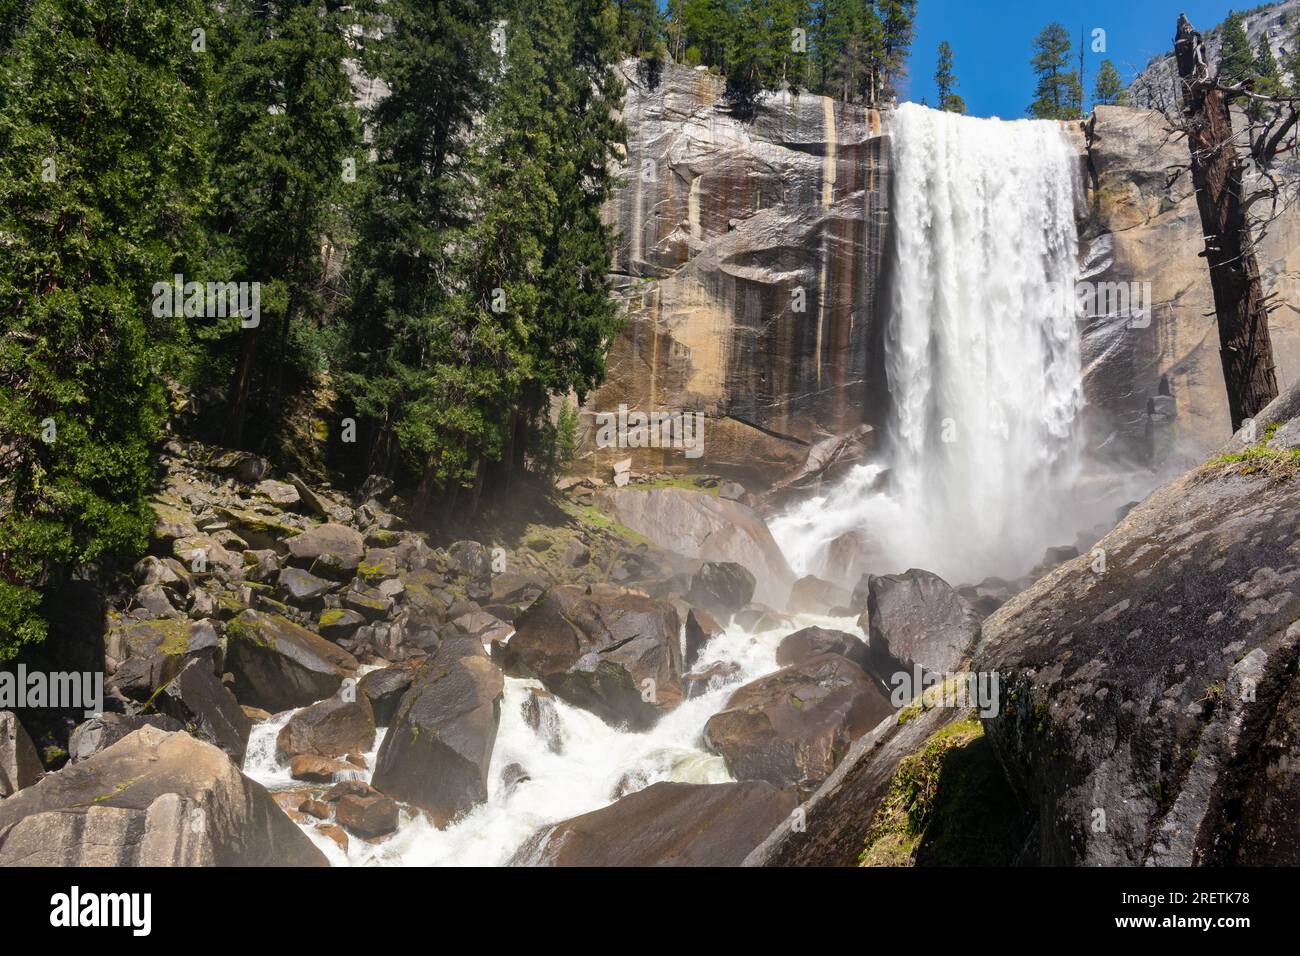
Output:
(244, 613), (861, 865)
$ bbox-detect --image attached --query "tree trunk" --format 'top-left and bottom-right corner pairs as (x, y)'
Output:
(227, 324), (260, 447)
(1175, 15), (1279, 431)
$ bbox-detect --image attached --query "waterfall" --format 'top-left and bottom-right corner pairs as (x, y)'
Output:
(773, 103), (1085, 585)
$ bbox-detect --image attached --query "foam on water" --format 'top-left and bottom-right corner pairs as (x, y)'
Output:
(243, 613), (860, 866)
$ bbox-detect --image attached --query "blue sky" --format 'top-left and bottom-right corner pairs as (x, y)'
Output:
(906, 1), (1256, 117)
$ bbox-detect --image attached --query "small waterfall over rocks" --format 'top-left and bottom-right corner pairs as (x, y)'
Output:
(773, 103), (1086, 585)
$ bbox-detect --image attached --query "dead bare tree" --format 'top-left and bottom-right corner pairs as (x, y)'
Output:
(1161, 14), (1300, 431)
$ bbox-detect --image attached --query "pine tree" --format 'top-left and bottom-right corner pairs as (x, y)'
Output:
(1287, 20), (1300, 95)
(0, 0), (211, 657)
(1218, 11), (1255, 85)
(878, 0), (917, 103)
(213, 0), (359, 449)
(1254, 34), (1284, 95)
(341, 0), (492, 486)
(1093, 58), (1127, 107)
(613, 0), (662, 58)
(1029, 22), (1081, 119)
(679, 0), (730, 70)
(935, 40), (965, 113)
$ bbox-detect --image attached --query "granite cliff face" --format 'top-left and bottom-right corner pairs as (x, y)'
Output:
(1073, 106), (1300, 472)
(581, 60), (1300, 486)
(582, 61), (888, 485)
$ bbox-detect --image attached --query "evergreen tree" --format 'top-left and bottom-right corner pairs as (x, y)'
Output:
(212, 0), (359, 449)
(878, 0), (917, 102)
(1287, 19), (1300, 95)
(679, 0), (730, 70)
(1093, 58), (1127, 107)
(810, 0), (883, 105)
(1254, 34), (1284, 95)
(345, 0), (624, 512)
(1218, 11), (1255, 85)
(613, 0), (662, 58)
(0, 0), (211, 657)
(1029, 22), (1080, 119)
(935, 40), (965, 113)
(724, 0), (807, 110)
(342, 0), (492, 487)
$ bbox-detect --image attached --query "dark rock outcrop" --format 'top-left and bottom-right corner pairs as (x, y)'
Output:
(500, 584), (683, 729)
(686, 561), (756, 619)
(974, 384), (1300, 865)
(704, 653), (893, 794)
(276, 692), (376, 759)
(155, 657), (253, 763)
(861, 569), (980, 690)
(684, 607), (723, 670)
(371, 641), (504, 827)
(225, 610), (358, 711)
(510, 781), (796, 867)
(776, 626), (870, 673)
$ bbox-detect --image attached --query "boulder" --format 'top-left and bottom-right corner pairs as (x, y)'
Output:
(683, 661), (742, 700)
(0, 712), (42, 797)
(68, 713), (184, 764)
(255, 479), (300, 507)
(510, 781), (796, 866)
(209, 449), (270, 483)
(686, 561), (756, 619)
(684, 607), (723, 670)
(150, 498), (199, 548)
(342, 580), (392, 620)
(0, 726), (326, 865)
(786, 574), (852, 615)
(289, 754), (355, 783)
(278, 567), (335, 609)
(447, 540), (493, 600)
(224, 610), (358, 712)
(974, 384), (1300, 865)
(520, 687), (565, 754)
(104, 616), (220, 697)
(370, 641), (504, 827)
(776, 626), (870, 673)
(600, 488), (795, 607)
(155, 657), (253, 763)
(704, 653), (893, 794)
(285, 523), (364, 577)
(276, 693), (376, 759)
(500, 584), (683, 729)
(357, 665), (417, 726)
(861, 569), (980, 690)
(317, 607), (367, 641)
(335, 791), (399, 838)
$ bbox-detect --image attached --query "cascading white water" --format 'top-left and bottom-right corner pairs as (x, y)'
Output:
(773, 103), (1085, 585)
(243, 613), (860, 865)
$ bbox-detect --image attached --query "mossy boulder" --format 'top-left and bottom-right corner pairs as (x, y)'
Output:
(225, 610), (358, 711)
